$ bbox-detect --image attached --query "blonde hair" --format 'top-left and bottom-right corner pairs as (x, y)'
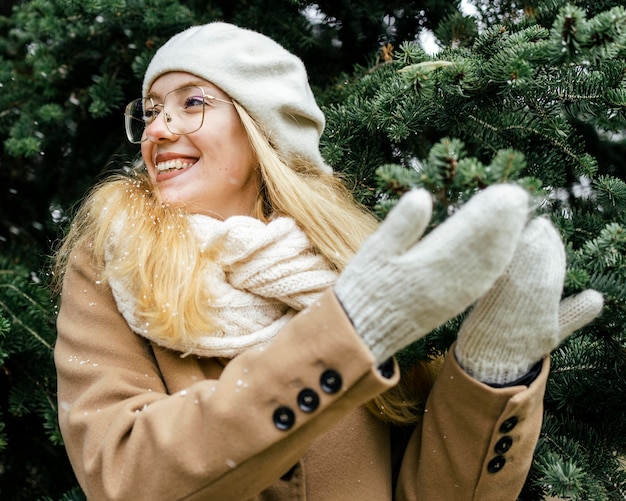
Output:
(233, 101), (379, 268)
(53, 101), (439, 425)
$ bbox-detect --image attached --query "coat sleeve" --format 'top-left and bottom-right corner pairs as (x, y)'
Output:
(395, 346), (549, 501)
(54, 249), (398, 501)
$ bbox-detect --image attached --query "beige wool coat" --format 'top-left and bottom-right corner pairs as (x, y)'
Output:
(55, 249), (549, 500)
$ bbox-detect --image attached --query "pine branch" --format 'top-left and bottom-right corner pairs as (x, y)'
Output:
(0, 285), (53, 352)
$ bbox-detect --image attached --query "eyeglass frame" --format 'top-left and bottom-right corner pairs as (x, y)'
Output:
(124, 85), (234, 144)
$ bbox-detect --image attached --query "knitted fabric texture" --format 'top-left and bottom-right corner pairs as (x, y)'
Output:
(335, 184), (530, 365)
(107, 215), (337, 357)
(455, 217), (604, 385)
(142, 22), (331, 175)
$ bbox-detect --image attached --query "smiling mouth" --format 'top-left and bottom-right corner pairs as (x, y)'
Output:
(155, 159), (195, 172)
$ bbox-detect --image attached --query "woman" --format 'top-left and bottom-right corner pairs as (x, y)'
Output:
(54, 22), (603, 500)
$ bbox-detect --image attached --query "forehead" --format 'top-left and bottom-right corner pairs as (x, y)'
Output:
(147, 71), (228, 100)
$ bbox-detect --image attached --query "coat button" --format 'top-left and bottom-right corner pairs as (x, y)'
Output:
(494, 436), (513, 454)
(297, 388), (320, 412)
(487, 455), (506, 473)
(499, 416), (518, 433)
(273, 406), (295, 431)
(320, 369), (342, 394)
(377, 358), (395, 379)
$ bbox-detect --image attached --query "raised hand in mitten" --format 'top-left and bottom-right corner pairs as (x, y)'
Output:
(454, 217), (604, 385)
(334, 184), (530, 365)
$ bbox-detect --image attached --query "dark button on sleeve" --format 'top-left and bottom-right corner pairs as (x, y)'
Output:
(320, 369), (342, 394)
(297, 388), (320, 413)
(273, 406), (295, 431)
(377, 358), (395, 379)
(499, 416), (518, 433)
(487, 455), (506, 473)
(494, 436), (513, 454)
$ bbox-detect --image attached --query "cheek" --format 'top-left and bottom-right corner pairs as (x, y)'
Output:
(230, 129), (257, 173)
(140, 143), (153, 165)
(140, 144), (157, 180)
(230, 151), (257, 186)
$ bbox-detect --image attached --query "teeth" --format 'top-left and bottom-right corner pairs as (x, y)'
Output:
(156, 159), (193, 172)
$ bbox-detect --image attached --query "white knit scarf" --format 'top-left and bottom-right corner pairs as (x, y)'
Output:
(107, 214), (338, 358)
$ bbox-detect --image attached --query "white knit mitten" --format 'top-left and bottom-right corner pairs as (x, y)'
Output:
(334, 184), (530, 365)
(454, 217), (604, 385)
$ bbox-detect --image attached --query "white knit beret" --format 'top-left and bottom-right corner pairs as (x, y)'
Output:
(142, 22), (332, 174)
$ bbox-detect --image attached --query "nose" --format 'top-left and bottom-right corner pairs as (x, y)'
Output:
(145, 112), (179, 143)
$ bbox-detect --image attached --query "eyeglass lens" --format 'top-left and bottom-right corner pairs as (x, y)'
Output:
(125, 86), (206, 143)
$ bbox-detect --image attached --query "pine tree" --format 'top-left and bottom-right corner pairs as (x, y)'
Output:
(318, 3), (626, 498)
(0, 257), (78, 498)
(0, 0), (624, 499)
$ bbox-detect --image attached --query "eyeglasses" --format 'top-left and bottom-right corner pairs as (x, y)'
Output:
(124, 85), (233, 144)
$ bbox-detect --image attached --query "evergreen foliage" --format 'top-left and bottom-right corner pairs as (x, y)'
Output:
(318, 2), (626, 498)
(0, 258), (77, 499)
(0, 0), (624, 498)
